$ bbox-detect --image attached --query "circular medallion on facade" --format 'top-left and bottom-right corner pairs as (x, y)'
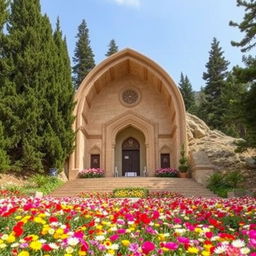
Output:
(120, 88), (141, 107)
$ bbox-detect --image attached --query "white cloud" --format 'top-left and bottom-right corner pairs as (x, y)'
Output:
(113, 0), (141, 8)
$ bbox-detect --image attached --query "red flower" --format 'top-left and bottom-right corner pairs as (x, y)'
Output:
(13, 221), (24, 237)
(42, 244), (52, 251)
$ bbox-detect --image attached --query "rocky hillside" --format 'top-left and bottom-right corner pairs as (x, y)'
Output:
(186, 113), (256, 189)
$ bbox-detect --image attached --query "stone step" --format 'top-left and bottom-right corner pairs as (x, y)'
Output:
(51, 177), (217, 198)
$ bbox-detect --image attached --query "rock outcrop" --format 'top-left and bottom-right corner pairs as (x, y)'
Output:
(186, 113), (256, 190)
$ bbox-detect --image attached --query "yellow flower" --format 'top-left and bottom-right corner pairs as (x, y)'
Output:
(7, 234), (16, 243)
(187, 246), (199, 254)
(78, 251), (87, 256)
(107, 249), (115, 255)
(66, 246), (74, 253)
(18, 251), (30, 256)
(202, 250), (210, 256)
(121, 240), (130, 246)
(30, 241), (42, 251)
(64, 254), (72, 256)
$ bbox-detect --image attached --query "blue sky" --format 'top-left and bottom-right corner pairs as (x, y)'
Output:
(41, 0), (245, 91)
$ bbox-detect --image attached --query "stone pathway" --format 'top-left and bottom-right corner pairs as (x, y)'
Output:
(51, 177), (217, 198)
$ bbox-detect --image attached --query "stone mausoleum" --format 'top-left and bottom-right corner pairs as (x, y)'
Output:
(68, 49), (187, 179)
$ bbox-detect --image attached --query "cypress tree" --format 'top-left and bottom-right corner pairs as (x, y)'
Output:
(178, 73), (195, 113)
(106, 39), (119, 57)
(40, 18), (75, 170)
(72, 19), (95, 89)
(200, 38), (230, 130)
(230, 0), (256, 149)
(0, 0), (10, 172)
(0, 0), (75, 173)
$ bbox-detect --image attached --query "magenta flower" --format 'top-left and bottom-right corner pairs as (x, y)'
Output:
(142, 241), (155, 255)
(177, 236), (190, 244)
(164, 242), (179, 250)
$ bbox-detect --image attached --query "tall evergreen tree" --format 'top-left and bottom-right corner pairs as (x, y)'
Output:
(42, 18), (75, 170)
(230, 0), (256, 52)
(0, 0), (10, 171)
(221, 71), (247, 137)
(0, 0), (74, 172)
(178, 73), (195, 113)
(72, 19), (95, 89)
(106, 39), (119, 57)
(230, 0), (256, 149)
(200, 38), (230, 130)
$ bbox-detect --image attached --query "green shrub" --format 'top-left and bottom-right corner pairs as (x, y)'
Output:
(113, 187), (149, 198)
(207, 171), (245, 198)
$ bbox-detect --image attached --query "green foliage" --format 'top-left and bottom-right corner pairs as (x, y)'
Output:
(199, 38), (230, 130)
(0, 1), (74, 173)
(230, 0), (256, 52)
(207, 171), (245, 198)
(178, 145), (189, 173)
(72, 19), (95, 89)
(106, 39), (119, 57)
(220, 71), (247, 137)
(178, 73), (196, 113)
(18, 174), (63, 195)
(230, 2), (256, 151)
(113, 187), (149, 198)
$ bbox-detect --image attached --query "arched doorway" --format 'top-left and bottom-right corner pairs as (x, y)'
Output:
(115, 125), (146, 177)
(122, 137), (140, 176)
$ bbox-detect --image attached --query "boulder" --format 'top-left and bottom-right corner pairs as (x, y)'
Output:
(186, 113), (256, 189)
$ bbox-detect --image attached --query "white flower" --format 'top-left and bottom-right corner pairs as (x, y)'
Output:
(214, 245), (227, 254)
(67, 237), (79, 246)
(110, 244), (119, 250)
(95, 235), (105, 241)
(49, 242), (59, 249)
(174, 228), (186, 234)
(240, 247), (250, 254)
(10, 243), (19, 248)
(232, 239), (245, 248)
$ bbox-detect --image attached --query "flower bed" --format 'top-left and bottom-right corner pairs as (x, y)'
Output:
(0, 196), (255, 255)
(78, 168), (104, 178)
(155, 168), (178, 177)
(113, 187), (149, 198)
(78, 191), (184, 199)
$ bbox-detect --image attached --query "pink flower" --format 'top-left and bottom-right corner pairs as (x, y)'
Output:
(164, 242), (178, 250)
(249, 230), (256, 239)
(177, 236), (190, 244)
(142, 241), (155, 255)
(110, 234), (119, 241)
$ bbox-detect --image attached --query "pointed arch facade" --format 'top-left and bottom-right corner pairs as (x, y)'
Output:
(68, 48), (187, 179)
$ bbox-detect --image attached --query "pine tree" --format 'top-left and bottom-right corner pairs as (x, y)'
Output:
(72, 19), (95, 89)
(221, 71), (247, 137)
(178, 73), (195, 113)
(230, 0), (256, 52)
(230, 0), (256, 149)
(106, 39), (119, 57)
(200, 38), (230, 130)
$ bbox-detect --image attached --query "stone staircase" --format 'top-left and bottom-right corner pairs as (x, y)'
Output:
(51, 177), (217, 198)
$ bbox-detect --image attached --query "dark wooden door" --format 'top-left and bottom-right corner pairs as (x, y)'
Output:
(122, 150), (140, 176)
(161, 153), (170, 168)
(122, 137), (140, 176)
(91, 154), (100, 168)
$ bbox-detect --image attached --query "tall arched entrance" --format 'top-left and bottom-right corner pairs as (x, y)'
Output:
(68, 48), (187, 180)
(122, 137), (140, 176)
(115, 126), (146, 176)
